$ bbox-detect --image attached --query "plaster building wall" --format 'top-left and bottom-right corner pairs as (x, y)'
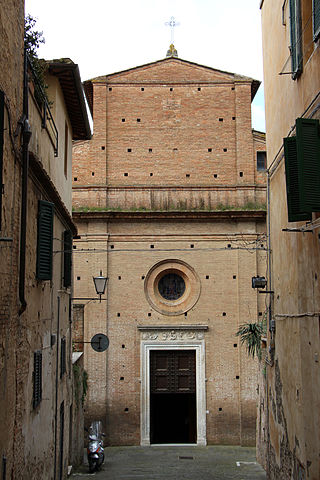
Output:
(260, 0), (320, 478)
(72, 56), (267, 447)
(0, 14), (90, 475)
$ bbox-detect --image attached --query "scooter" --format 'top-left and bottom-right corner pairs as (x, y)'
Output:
(86, 421), (105, 473)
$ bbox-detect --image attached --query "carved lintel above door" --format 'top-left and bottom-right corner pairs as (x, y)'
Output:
(137, 325), (208, 342)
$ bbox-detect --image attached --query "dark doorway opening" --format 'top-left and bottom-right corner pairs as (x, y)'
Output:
(150, 350), (196, 444)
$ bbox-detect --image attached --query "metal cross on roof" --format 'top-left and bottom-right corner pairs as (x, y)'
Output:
(165, 16), (180, 45)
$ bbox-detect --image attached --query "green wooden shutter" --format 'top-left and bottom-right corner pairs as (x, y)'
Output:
(284, 136), (312, 222)
(289, 0), (302, 78)
(313, 0), (320, 40)
(36, 200), (54, 280)
(296, 117), (320, 212)
(63, 230), (72, 288)
(0, 90), (4, 230)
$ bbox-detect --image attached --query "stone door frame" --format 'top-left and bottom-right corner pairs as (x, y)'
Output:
(139, 327), (207, 446)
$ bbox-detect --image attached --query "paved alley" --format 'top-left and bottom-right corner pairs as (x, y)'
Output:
(71, 445), (266, 479)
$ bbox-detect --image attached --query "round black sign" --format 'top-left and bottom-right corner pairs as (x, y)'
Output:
(91, 334), (109, 352)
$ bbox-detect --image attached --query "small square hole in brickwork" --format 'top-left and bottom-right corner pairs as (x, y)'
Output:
(234, 344), (237, 348)
(219, 408), (222, 411)
(223, 148), (228, 152)
(117, 313), (120, 317)
(109, 87), (112, 91)
(141, 275), (145, 280)
(137, 118), (141, 122)
(214, 174), (218, 178)
(184, 312), (188, 317)
(74, 177), (77, 181)
(150, 173), (153, 176)
(124, 173), (128, 176)
(110, 245), (114, 249)
(233, 275), (237, 279)
(227, 244), (231, 248)
(236, 375), (240, 379)
(77, 276), (81, 280)
(148, 313), (151, 317)
(149, 148), (152, 153)
(219, 118), (223, 122)
(222, 312), (226, 316)
(92, 172), (94, 176)
(120, 377), (124, 381)
(73, 245), (76, 249)
(231, 87), (235, 90)
(239, 171), (243, 177)
(150, 245), (154, 249)
(127, 148), (131, 152)
(122, 118), (126, 122)
(101, 146), (105, 150)
(173, 148), (178, 151)
(206, 275), (209, 279)
(259, 312), (262, 316)
(124, 408), (129, 412)
(122, 344), (125, 348)
(141, 87), (144, 91)
(190, 244), (194, 248)
(118, 276), (121, 280)
(232, 117), (236, 120)
(208, 148), (212, 152)
(186, 174), (190, 178)
(198, 87), (201, 91)
(170, 87), (173, 91)
(261, 244), (264, 248)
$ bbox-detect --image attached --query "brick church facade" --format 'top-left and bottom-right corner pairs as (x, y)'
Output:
(72, 55), (267, 446)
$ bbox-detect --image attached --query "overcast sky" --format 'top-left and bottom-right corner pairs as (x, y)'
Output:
(25, 0), (265, 131)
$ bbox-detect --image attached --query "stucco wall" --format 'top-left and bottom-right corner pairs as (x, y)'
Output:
(260, 0), (320, 478)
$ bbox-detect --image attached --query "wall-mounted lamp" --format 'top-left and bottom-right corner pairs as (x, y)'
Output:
(72, 271), (108, 302)
(252, 276), (267, 289)
(93, 271), (108, 302)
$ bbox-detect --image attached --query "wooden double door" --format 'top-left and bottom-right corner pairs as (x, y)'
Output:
(150, 350), (197, 444)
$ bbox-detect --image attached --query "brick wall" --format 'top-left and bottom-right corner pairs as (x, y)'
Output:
(72, 57), (267, 446)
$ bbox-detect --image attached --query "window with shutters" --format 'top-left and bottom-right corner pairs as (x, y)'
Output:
(60, 337), (66, 378)
(33, 351), (42, 409)
(314, 0), (320, 40)
(0, 90), (4, 230)
(284, 118), (320, 222)
(36, 200), (54, 280)
(63, 230), (72, 288)
(289, 0), (303, 79)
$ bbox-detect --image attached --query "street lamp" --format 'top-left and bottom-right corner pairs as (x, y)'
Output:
(93, 271), (108, 302)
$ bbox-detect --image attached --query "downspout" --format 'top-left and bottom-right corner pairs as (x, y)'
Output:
(19, 50), (32, 316)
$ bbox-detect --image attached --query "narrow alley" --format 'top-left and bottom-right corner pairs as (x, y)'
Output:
(72, 445), (266, 479)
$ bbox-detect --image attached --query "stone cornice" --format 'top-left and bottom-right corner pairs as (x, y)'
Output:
(72, 210), (266, 221)
(137, 325), (208, 331)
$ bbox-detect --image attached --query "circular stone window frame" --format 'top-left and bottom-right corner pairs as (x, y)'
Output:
(144, 259), (201, 316)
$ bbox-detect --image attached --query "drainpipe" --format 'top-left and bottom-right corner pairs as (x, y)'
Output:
(19, 50), (32, 316)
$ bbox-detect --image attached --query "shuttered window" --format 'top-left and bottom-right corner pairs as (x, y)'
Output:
(313, 0), (320, 40)
(36, 200), (54, 280)
(289, 0), (303, 79)
(296, 118), (320, 212)
(284, 118), (320, 222)
(0, 90), (4, 230)
(63, 230), (72, 288)
(33, 351), (42, 409)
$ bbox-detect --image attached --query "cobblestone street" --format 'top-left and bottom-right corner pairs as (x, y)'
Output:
(72, 445), (266, 479)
